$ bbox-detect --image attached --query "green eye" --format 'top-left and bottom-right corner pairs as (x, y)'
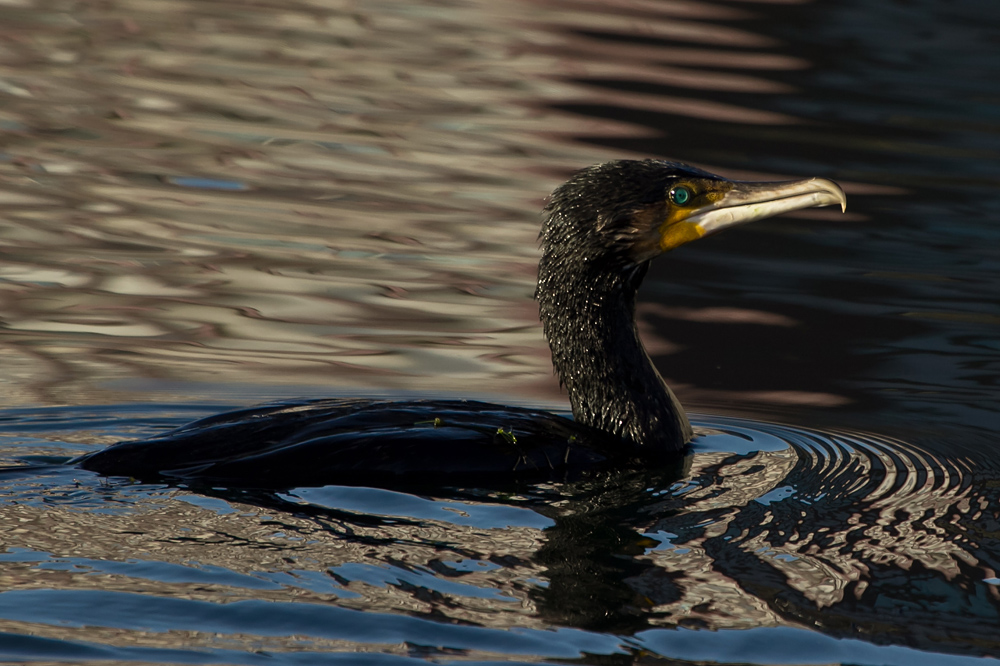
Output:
(670, 186), (692, 206)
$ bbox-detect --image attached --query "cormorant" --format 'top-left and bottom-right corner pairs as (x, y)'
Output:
(75, 160), (846, 488)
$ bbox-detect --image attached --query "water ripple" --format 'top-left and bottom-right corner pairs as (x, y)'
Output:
(0, 406), (996, 660)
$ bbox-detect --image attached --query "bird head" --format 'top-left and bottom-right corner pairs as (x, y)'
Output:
(541, 160), (846, 267)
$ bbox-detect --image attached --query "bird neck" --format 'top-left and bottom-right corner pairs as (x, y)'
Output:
(536, 259), (692, 454)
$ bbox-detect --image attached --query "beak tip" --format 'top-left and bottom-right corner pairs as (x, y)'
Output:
(820, 178), (847, 213)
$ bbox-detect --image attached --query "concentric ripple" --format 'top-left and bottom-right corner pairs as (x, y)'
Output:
(651, 415), (1000, 654)
(691, 414), (977, 509)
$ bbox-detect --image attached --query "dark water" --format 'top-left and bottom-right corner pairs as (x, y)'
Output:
(0, 0), (997, 663)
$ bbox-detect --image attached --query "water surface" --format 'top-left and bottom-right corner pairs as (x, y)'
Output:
(0, 0), (997, 663)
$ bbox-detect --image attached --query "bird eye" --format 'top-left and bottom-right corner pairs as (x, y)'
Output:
(669, 186), (693, 206)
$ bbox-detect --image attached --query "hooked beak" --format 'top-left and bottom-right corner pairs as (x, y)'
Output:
(658, 177), (847, 253)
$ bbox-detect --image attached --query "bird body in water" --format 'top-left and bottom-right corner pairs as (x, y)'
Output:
(76, 160), (846, 488)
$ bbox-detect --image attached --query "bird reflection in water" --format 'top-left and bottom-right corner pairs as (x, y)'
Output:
(191, 420), (1000, 658)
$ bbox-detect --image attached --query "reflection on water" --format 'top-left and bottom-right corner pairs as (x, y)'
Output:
(0, 406), (998, 663)
(0, 0), (995, 431)
(0, 0), (997, 663)
(0, 0), (596, 406)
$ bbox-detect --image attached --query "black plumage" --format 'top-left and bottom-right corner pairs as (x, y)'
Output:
(76, 160), (845, 488)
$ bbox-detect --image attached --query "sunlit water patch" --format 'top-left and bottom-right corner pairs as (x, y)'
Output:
(0, 405), (996, 664)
